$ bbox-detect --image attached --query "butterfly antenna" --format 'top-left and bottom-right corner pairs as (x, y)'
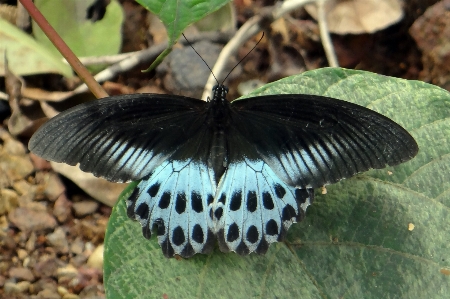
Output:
(221, 32), (265, 84)
(182, 33), (220, 86)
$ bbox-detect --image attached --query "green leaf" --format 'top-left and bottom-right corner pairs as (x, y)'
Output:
(136, 0), (229, 71)
(33, 0), (123, 60)
(0, 18), (72, 77)
(104, 68), (450, 298)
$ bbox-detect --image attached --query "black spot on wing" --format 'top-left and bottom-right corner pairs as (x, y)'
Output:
(201, 230), (215, 254)
(142, 225), (151, 239)
(191, 191), (203, 212)
(172, 226), (185, 246)
(192, 224), (204, 243)
(207, 194), (214, 205)
(175, 193), (186, 214)
(274, 183), (286, 199)
(135, 203), (149, 220)
(262, 191), (274, 209)
(148, 182), (160, 197)
(227, 223), (239, 242)
(282, 204), (296, 222)
(266, 219), (278, 235)
(158, 192), (171, 209)
(154, 218), (165, 236)
(181, 243), (195, 258)
(255, 238), (269, 255)
(235, 242), (250, 255)
(160, 238), (175, 258)
(246, 225), (259, 243)
(246, 191), (257, 212)
(126, 187), (140, 219)
(295, 188), (310, 204)
(214, 207), (223, 220)
(230, 190), (242, 211)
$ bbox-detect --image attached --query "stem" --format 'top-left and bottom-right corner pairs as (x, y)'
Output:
(19, 0), (108, 99)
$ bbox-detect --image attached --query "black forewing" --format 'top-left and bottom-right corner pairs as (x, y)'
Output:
(29, 93), (208, 182)
(229, 94), (418, 189)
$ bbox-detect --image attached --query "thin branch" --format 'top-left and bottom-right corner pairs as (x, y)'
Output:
(317, 0), (338, 67)
(73, 31), (232, 94)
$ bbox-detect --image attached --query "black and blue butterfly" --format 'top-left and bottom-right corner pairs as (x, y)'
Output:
(29, 82), (418, 258)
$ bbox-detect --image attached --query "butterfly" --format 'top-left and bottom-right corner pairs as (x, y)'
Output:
(29, 84), (418, 258)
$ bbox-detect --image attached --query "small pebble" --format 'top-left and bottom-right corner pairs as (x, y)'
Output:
(53, 194), (72, 223)
(57, 285), (69, 296)
(47, 228), (69, 254)
(70, 255), (88, 268)
(56, 264), (78, 280)
(72, 200), (99, 217)
(36, 288), (62, 299)
(33, 258), (63, 278)
(25, 232), (37, 251)
(70, 238), (85, 255)
(32, 277), (58, 294)
(17, 248), (28, 260)
(4, 280), (30, 294)
(0, 188), (19, 214)
(9, 207), (57, 232)
(9, 267), (35, 282)
(87, 244), (104, 270)
(12, 179), (36, 196)
(42, 172), (66, 201)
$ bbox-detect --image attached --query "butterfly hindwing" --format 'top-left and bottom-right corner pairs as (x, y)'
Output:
(127, 159), (216, 257)
(211, 131), (314, 255)
(126, 128), (217, 258)
(29, 94), (208, 182)
(230, 94), (418, 189)
(213, 159), (314, 255)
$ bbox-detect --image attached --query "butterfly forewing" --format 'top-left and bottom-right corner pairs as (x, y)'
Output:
(29, 94), (208, 182)
(230, 94), (418, 189)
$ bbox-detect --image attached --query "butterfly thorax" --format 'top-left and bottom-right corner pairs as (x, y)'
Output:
(207, 85), (231, 184)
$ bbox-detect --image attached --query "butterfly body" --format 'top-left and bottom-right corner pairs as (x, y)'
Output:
(29, 84), (418, 258)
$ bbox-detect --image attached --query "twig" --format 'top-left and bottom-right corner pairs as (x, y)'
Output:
(201, 0), (336, 100)
(0, 91), (8, 101)
(65, 52), (139, 66)
(73, 31), (232, 94)
(316, 0), (338, 67)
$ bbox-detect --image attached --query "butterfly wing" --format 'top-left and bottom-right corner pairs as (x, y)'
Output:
(126, 129), (216, 258)
(29, 94), (208, 182)
(211, 129), (314, 255)
(230, 94), (418, 189)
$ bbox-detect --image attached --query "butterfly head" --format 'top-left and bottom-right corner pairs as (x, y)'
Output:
(212, 85), (229, 103)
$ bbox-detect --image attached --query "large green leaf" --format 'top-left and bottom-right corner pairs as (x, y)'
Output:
(0, 18), (72, 77)
(136, 0), (229, 70)
(104, 68), (450, 298)
(33, 0), (123, 60)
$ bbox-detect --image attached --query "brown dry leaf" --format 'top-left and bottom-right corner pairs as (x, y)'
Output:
(22, 87), (76, 102)
(50, 162), (127, 207)
(305, 0), (403, 34)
